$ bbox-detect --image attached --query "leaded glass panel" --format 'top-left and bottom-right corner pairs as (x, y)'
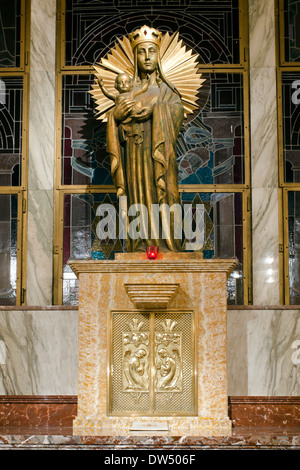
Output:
(281, 72), (300, 183)
(0, 193), (18, 305)
(64, 0), (240, 67)
(178, 73), (244, 185)
(181, 192), (243, 304)
(61, 74), (111, 186)
(0, 76), (23, 186)
(288, 191), (300, 304)
(62, 191), (243, 305)
(0, 0), (21, 68)
(282, 0), (300, 63)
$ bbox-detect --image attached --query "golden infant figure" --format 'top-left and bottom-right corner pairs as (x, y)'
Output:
(98, 72), (150, 121)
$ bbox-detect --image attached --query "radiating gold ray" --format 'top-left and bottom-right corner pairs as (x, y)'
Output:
(165, 56), (199, 75)
(160, 32), (173, 57)
(163, 44), (193, 66)
(160, 32), (181, 62)
(169, 77), (205, 90)
(161, 42), (187, 71)
(109, 43), (134, 74)
(181, 92), (201, 102)
(167, 68), (199, 82)
(100, 57), (125, 74)
(117, 35), (134, 65)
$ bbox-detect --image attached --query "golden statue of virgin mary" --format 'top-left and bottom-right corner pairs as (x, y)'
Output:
(90, 25), (205, 252)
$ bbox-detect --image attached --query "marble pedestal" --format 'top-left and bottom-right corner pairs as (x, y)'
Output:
(69, 253), (236, 436)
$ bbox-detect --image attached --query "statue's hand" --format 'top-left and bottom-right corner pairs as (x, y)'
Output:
(131, 106), (152, 122)
(114, 99), (135, 122)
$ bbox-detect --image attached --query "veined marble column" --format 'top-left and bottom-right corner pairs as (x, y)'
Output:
(26, 0), (56, 304)
(249, 0), (280, 304)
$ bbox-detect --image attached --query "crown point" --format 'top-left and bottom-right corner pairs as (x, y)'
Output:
(129, 25), (162, 50)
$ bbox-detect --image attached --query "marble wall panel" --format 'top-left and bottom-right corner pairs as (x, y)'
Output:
(26, 0), (56, 305)
(26, 190), (54, 305)
(227, 309), (300, 396)
(248, 0), (280, 305)
(0, 308), (299, 397)
(246, 310), (300, 396)
(0, 309), (78, 395)
(249, 67), (278, 189)
(248, 0), (276, 68)
(251, 188), (280, 305)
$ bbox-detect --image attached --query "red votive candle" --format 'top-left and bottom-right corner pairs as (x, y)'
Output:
(146, 246), (159, 260)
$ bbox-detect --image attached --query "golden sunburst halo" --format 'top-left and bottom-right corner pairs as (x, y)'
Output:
(89, 31), (205, 121)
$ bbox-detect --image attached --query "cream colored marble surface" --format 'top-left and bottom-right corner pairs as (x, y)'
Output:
(249, 0), (276, 68)
(26, 0), (56, 305)
(26, 190), (54, 305)
(228, 309), (300, 396)
(251, 188), (280, 305)
(249, 0), (280, 305)
(0, 309), (78, 395)
(71, 258), (234, 434)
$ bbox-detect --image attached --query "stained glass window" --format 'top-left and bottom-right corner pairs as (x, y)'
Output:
(61, 73), (244, 186)
(0, 0), (21, 68)
(287, 191), (300, 304)
(282, 0), (300, 63)
(178, 73), (244, 185)
(281, 72), (300, 183)
(64, 0), (240, 67)
(0, 194), (18, 305)
(61, 74), (111, 186)
(63, 192), (126, 305)
(62, 191), (243, 305)
(0, 76), (23, 186)
(58, 0), (249, 306)
(181, 192), (243, 304)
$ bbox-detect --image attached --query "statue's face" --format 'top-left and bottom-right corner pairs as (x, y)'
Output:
(136, 42), (159, 74)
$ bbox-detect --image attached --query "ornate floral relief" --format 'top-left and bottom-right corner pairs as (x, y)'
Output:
(121, 317), (183, 396)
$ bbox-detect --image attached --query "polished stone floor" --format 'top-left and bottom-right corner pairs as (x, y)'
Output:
(0, 426), (300, 450)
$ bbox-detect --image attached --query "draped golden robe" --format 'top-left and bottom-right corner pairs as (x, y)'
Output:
(106, 81), (184, 252)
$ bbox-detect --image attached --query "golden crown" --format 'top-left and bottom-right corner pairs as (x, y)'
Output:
(129, 25), (162, 50)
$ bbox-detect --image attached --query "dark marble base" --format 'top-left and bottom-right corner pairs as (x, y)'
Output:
(0, 426), (300, 450)
(1, 396), (300, 428)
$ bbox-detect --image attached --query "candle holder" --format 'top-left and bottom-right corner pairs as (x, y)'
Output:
(146, 246), (159, 260)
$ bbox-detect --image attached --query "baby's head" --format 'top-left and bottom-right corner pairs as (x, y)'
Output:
(114, 73), (133, 93)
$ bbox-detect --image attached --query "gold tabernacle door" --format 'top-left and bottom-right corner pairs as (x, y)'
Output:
(109, 309), (196, 417)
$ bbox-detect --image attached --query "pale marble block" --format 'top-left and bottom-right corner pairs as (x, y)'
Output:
(248, 0), (280, 305)
(227, 310), (300, 396)
(30, 0), (56, 73)
(26, 190), (54, 305)
(26, 0), (56, 304)
(0, 309), (78, 395)
(28, 72), (55, 191)
(247, 310), (300, 396)
(249, 67), (278, 189)
(227, 310), (248, 395)
(28, 0), (56, 187)
(249, 0), (276, 68)
(251, 188), (280, 305)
